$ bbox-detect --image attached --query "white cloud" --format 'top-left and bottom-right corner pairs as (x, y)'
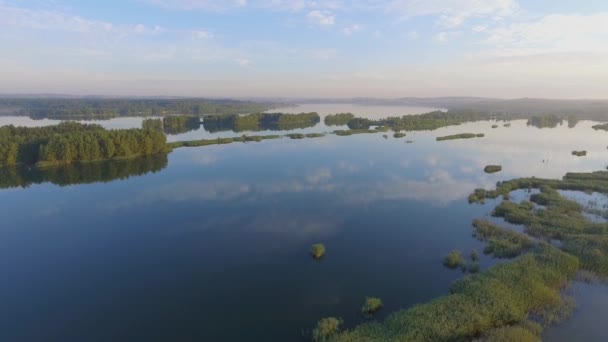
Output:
(386, 0), (518, 27)
(142, 0), (248, 10)
(307, 10), (335, 26)
(0, 5), (115, 33)
(341, 24), (362, 35)
(235, 57), (252, 66)
(192, 29), (214, 39)
(484, 13), (608, 57)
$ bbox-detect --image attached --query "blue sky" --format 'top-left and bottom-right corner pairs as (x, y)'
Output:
(1, 0), (607, 98)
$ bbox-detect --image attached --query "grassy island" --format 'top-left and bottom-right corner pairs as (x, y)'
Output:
(592, 123), (608, 131)
(393, 132), (406, 138)
(436, 133), (484, 141)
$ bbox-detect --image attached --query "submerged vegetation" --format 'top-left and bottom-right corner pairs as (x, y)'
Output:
(361, 297), (383, 315)
(436, 133), (484, 141)
(484, 165), (502, 174)
(310, 244), (326, 260)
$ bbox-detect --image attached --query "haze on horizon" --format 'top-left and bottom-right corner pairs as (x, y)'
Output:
(0, 0), (607, 99)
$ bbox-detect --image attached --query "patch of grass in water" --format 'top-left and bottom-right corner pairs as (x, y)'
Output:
(310, 243), (326, 260)
(473, 219), (535, 258)
(361, 297), (383, 315)
(312, 317), (342, 342)
(443, 250), (465, 269)
(393, 132), (406, 138)
(331, 245), (578, 342)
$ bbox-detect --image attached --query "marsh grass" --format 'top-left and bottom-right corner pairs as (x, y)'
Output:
(331, 245), (578, 341)
(312, 317), (342, 342)
(443, 250), (465, 269)
(393, 132), (407, 138)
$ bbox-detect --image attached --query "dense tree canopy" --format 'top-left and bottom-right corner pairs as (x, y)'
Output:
(0, 122), (168, 167)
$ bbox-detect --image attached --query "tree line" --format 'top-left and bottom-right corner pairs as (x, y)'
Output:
(0, 98), (280, 120)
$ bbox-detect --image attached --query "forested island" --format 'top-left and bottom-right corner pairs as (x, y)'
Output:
(0, 122), (168, 167)
(203, 112), (320, 132)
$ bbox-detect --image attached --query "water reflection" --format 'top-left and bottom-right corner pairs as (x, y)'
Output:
(0, 154), (168, 189)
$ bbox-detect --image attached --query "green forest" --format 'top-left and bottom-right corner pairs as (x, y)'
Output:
(0, 122), (168, 167)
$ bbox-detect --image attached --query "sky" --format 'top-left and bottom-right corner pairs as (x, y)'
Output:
(0, 0), (607, 99)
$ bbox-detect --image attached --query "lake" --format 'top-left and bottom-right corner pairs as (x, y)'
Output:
(0, 108), (607, 341)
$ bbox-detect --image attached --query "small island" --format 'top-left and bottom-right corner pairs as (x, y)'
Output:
(436, 133), (485, 141)
(572, 151), (587, 157)
(484, 165), (502, 173)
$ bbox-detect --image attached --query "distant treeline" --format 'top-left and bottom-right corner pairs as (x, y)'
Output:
(203, 112), (320, 132)
(0, 98), (280, 120)
(0, 154), (168, 189)
(0, 122), (168, 167)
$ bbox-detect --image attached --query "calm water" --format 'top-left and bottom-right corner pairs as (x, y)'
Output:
(1, 115), (608, 341)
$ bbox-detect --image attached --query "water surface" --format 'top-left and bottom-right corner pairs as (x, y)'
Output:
(0, 116), (607, 341)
